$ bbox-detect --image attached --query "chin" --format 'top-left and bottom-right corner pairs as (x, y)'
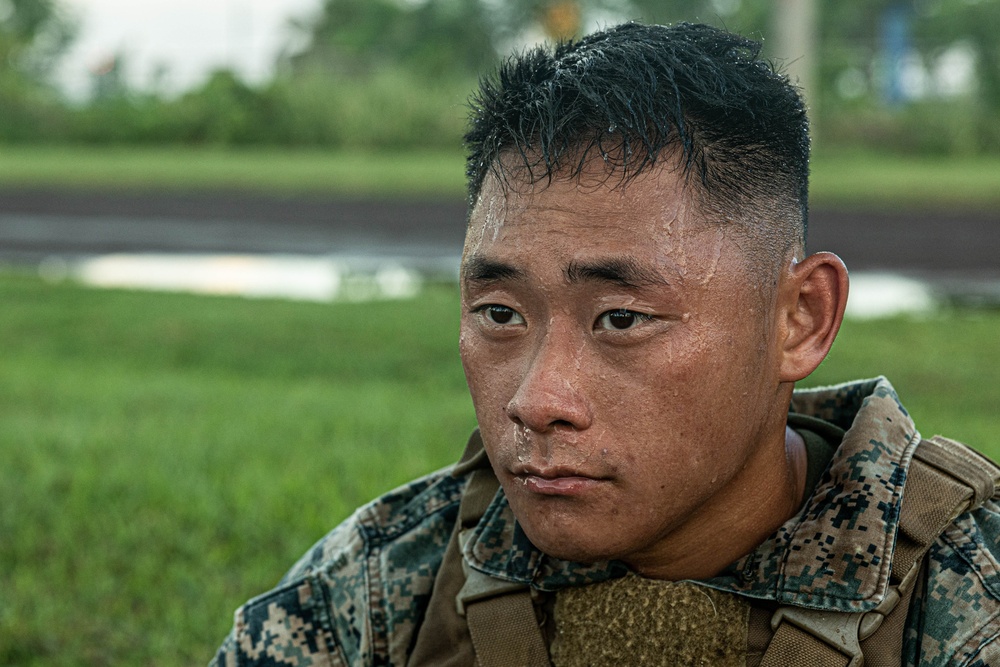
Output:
(520, 523), (623, 564)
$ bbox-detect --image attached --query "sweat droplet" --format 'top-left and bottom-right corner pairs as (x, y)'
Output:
(681, 312), (691, 323)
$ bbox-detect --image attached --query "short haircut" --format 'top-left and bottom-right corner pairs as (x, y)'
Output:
(464, 22), (810, 260)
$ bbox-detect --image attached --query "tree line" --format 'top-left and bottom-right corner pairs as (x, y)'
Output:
(2, 0), (999, 154)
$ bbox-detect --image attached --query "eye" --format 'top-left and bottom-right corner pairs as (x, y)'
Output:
(478, 305), (525, 326)
(596, 308), (653, 331)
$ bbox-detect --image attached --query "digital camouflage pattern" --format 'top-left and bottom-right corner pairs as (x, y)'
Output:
(211, 377), (1000, 666)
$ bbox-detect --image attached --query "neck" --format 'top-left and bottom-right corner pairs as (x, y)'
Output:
(626, 423), (807, 581)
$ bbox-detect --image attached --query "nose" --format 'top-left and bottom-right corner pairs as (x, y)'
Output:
(505, 327), (593, 433)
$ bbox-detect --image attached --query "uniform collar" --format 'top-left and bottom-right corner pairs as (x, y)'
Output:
(462, 377), (920, 612)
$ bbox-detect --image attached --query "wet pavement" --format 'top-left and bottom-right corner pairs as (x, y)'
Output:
(0, 187), (997, 304)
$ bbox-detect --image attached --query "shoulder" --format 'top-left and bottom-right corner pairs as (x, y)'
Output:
(284, 465), (466, 581)
(915, 494), (1000, 667)
(211, 466), (467, 667)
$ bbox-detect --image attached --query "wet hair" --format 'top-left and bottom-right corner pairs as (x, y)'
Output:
(464, 22), (810, 260)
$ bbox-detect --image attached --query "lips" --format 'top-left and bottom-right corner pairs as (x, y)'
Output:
(511, 464), (607, 496)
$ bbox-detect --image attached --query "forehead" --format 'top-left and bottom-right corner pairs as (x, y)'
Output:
(464, 163), (717, 271)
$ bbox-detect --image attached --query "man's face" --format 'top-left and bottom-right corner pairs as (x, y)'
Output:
(459, 164), (788, 572)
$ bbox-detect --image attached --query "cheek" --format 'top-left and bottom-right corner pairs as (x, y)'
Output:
(459, 323), (515, 421)
(600, 325), (751, 437)
(458, 325), (487, 401)
(600, 327), (710, 398)
(458, 322), (473, 371)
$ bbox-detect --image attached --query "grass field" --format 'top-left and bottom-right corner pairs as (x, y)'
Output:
(1, 272), (998, 665)
(0, 147), (468, 198)
(1, 146), (999, 209)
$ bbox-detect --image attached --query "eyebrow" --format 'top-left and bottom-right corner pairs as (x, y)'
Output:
(461, 255), (672, 289)
(461, 257), (525, 285)
(565, 257), (672, 288)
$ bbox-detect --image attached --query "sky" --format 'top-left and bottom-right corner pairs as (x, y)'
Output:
(55, 0), (322, 99)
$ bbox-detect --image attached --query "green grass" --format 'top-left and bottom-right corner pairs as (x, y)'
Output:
(0, 274), (477, 666)
(0, 146), (468, 198)
(0, 145), (999, 209)
(0, 272), (997, 665)
(810, 151), (1000, 210)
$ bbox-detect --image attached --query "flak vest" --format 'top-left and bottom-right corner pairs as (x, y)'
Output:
(407, 432), (1000, 667)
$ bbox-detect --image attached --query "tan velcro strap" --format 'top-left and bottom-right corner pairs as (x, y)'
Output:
(760, 621), (852, 667)
(460, 568), (551, 667)
(465, 589), (551, 667)
(916, 436), (998, 507)
(894, 436), (999, 580)
(894, 460), (970, 577)
(858, 559), (925, 667)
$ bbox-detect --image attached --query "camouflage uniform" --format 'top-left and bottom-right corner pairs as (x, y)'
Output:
(210, 377), (1000, 666)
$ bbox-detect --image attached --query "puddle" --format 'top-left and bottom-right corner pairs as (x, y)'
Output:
(39, 253), (422, 303)
(845, 273), (936, 319)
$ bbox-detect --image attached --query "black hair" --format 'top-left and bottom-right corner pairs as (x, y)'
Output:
(464, 22), (810, 252)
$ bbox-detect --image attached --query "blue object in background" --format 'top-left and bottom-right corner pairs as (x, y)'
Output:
(881, 1), (913, 106)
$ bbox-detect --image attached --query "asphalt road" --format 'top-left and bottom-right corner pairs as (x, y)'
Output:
(0, 187), (997, 283)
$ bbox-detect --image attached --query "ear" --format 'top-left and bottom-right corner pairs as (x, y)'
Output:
(777, 252), (849, 382)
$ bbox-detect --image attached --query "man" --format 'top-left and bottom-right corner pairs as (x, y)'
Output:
(212, 22), (1000, 666)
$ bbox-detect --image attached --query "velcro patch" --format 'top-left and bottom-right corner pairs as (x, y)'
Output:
(552, 574), (749, 666)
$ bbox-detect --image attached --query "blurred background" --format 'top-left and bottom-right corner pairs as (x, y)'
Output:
(0, 1), (998, 664)
(1, 0), (999, 296)
(3, 0), (1000, 152)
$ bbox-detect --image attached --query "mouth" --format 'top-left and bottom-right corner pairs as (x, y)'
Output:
(510, 465), (608, 496)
